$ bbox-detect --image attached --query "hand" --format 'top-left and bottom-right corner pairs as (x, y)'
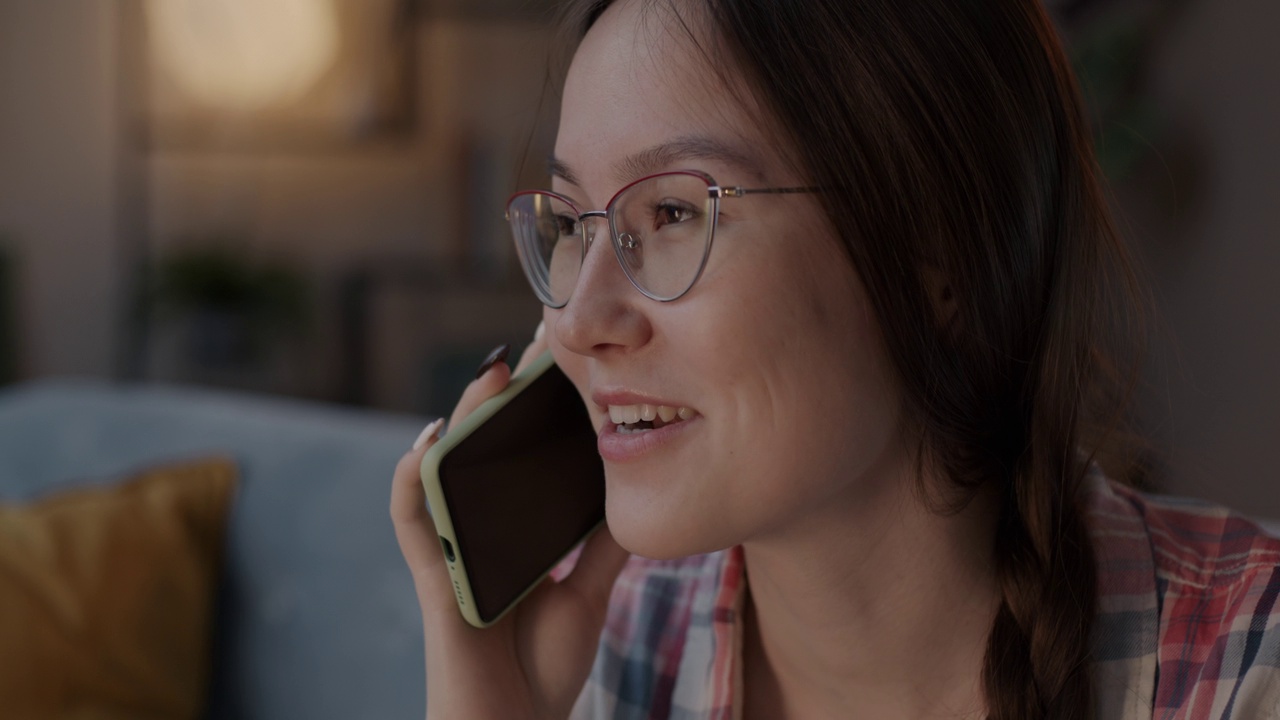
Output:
(391, 322), (631, 720)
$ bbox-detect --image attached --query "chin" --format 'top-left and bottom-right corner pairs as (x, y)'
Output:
(604, 487), (733, 561)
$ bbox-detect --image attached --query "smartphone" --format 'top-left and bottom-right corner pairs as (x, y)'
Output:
(419, 350), (606, 628)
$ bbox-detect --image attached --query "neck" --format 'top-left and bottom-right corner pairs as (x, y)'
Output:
(740, 457), (1000, 720)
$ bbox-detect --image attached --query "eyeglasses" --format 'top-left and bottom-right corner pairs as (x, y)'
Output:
(505, 169), (818, 307)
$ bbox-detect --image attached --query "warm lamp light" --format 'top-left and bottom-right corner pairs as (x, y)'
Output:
(146, 0), (340, 113)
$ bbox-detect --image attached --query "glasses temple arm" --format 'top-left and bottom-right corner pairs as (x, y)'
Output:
(721, 186), (823, 197)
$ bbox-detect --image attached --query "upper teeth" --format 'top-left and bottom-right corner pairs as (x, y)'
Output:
(608, 404), (695, 424)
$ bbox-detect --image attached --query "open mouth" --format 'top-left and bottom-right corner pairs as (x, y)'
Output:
(608, 404), (697, 434)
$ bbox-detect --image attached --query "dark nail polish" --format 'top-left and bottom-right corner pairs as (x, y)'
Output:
(475, 343), (512, 379)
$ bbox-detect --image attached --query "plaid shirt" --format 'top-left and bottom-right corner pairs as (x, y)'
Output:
(569, 471), (1280, 719)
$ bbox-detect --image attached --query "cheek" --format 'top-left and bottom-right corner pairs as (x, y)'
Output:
(702, 224), (873, 381)
(700, 230), (902, 499)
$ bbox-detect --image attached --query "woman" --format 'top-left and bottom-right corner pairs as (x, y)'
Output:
(391, 0), (1280, 717)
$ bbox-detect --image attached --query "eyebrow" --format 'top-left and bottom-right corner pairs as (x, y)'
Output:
(548, 134), (765, 190)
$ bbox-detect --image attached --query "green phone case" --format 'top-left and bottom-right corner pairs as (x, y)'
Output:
(418, 350), (603, 628)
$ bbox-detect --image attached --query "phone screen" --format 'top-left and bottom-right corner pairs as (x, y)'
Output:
(437, 362), (605, 623)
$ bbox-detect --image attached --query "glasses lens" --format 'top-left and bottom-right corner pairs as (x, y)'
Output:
(507, 192), (582, 307)
(611, 173), (714, 301)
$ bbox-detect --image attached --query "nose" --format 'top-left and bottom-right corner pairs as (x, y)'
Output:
(553, 214), (652, 358)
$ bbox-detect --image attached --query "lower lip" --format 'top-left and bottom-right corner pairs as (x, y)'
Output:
(597, 416), (698, 462)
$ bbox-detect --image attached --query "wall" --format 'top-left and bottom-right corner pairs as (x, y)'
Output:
(148, 20), (559, 269)
(0, 0), (120, 379)
(145, 18), (555, 400)
(1115, 0), (1280, 516)
(0, 1), (555, 401)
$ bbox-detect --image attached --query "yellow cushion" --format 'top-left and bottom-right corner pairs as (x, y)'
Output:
(0, 457), (238, 719)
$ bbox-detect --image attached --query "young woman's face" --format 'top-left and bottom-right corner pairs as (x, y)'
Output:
(547, 0), (907, 558)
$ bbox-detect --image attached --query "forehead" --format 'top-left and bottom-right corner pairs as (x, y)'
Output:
(554, 0), (775, 191)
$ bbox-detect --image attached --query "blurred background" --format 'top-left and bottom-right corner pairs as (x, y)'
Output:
(0, 0), (1276, 513)
(0, 0), (557, 419)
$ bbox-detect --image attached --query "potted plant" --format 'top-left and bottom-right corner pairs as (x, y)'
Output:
(151, 243), (311, 370)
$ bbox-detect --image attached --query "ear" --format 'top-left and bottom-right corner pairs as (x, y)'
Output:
(921, 266), (958, 334)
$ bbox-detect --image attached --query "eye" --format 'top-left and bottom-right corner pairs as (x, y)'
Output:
(653, 199), (699, 229)
(554, 213), (581, 236)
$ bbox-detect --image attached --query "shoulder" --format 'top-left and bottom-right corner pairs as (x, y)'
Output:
(1089, 475), (1280, 715)
(1101, 479), (1280, 597)
(1089, 473), (1280, 594)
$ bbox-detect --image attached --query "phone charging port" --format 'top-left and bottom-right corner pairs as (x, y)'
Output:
(439, 536), (456, 563)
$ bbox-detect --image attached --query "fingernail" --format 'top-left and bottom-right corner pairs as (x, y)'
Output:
(475, 343), (512, 379)
(534, 320), (545, 343)
(413, 418), (445, 450)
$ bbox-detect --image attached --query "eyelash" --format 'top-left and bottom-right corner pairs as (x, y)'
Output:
(653, 200), (698, 226)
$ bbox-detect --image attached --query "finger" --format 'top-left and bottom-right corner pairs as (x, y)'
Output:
(559, 525), (630, 615)
(512, 319), (549, 376)
(448, 360), (512, 429)
(390, 425), (451, 598)
(448, 321), (547, 429)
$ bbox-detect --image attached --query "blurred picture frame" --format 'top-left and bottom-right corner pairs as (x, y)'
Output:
(138, 0), (417, 152)
(424, 0), (562, 21)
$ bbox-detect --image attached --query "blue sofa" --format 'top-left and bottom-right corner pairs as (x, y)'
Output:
(0, 379), (432, 720)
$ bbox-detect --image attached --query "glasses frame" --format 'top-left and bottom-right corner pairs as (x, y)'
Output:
(505, 169), (819, 307)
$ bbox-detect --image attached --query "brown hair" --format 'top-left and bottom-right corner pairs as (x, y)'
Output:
(548, 0), (1150, 716)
